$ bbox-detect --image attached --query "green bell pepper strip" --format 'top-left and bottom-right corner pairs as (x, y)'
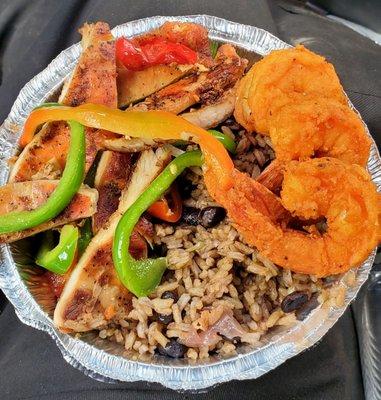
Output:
(112, 151), (203, 297)
(36, 225), (79, 274)
(208, 130), (236, 154)
(78, 218), (93, 255)
(0, 120), (85, 234)
(210, 41), (219, 58)
(173, 130), (236, 154)
(34, 102), (61, 110)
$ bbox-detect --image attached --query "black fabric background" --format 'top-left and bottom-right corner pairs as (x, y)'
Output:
(0, 1), (379, 399)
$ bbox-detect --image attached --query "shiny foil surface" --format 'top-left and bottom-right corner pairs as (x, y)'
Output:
(0, 15), (380, 391)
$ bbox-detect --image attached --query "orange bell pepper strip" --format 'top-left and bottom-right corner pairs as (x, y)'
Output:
(148, 185), (182, 223)
(20, 104), (234, 190)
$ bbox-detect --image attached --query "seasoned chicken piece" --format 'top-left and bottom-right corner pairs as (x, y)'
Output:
(180, 86), (237, 129)
(117, 64), (195, 107)
(102, 137), (156, 153)
(0, 181), (98, 243)
(92, 151), (135, 233)
(132, 44), (246, 114)
(54, 147), (171, 332)
(59, 23), (115, 107)
(10, 22), (117, 183)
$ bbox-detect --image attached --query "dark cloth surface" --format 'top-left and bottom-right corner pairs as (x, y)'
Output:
(0, 1), (379, 399)
(0, 302), (364, 400)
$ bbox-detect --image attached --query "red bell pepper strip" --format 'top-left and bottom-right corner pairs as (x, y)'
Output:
(148, 184), (182, 223)
(116, 37), (197, 71)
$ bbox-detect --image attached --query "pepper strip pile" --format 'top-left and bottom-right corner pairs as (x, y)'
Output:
(20, 104), (234, 191)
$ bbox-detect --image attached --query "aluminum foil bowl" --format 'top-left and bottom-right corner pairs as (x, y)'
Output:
(0, 15), (380, 391)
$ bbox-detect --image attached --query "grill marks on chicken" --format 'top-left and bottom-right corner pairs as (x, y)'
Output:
(59, 22), (116, 108)
(10, 22), (117, 183)
(117, 64), (196, 107)
(0, 181), (98, 243)
(180, 85), (237, 129)
(133, 44), (246, 115)
(54, 148), (171, 332)
(92, 151), (135, 233)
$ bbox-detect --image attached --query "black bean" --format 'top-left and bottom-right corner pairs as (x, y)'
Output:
(295, 293), (319, 321)
(221, 335), (241, 344)
(151, 243), (168, 258)
(177, 178), (196, 199)
(161, 290), (178, 302)
(199, 206), (226, 228)
(157, 339), (186, 358)
(157, 313), (173, 324)
(181, 206), (226, 228)
(181, 206), (201, 226)
(223, 119), (240, 130)
(281, 291), (309, 313)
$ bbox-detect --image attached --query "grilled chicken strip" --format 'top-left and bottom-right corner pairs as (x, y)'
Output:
(92, 151), (135, 233)
(180, 86), (237, 129)
(10, 22), (117, 183)
(0, 181), (98, 243)
(118, 64), (195, 107)
(132, 44), (246, 114)
(93, 151), (153, 257)
(54, 147), (171, 332)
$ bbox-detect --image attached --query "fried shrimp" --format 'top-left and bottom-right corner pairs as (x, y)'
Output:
(234, 45), (346, 135)
(269, 98), (371, 166)
(206, 158), (380, 276)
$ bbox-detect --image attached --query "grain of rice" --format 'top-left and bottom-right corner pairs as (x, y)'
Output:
(266, 309), (283, 328)
(221, 125), (235, 139)
(277, 313), (297, 326)
(99, 329), (108, 339)
(148, 322), (169, 348)
(241, 332), (261, 345)
(172, 304), (182, 323)
(187, 348), (198, 360)
(218, 341), (237, 355)
(188, 287), (205, 297)
(167, 248), (192, 269)
(125, 330), (137, 350)
(199, 346), (209, 359)
(151, 298), (174, 314)
(138, 343), (149, 355)
(177, 293), (191, 310)
(154, 281), (179, 297)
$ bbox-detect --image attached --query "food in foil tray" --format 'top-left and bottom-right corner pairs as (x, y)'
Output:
(1, 20), (379, 361)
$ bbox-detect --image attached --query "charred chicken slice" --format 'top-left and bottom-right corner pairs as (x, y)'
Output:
(180, 85), (237, 129)
(54, 147), (171, 332)
(10, 22), (117, 183)
(0, 181), (98, 243)
(132, 44), (246, 114)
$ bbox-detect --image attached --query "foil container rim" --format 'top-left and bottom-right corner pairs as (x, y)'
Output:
(0, 14), (379, 391)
